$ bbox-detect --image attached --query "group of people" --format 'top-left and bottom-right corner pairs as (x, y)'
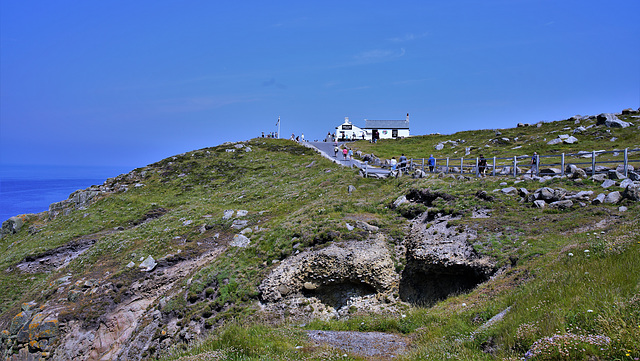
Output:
(334, 142), (353, 161)
(261, 132), (278, 138)
(290, 133), (305, 142)
(389, 154), (408, 171)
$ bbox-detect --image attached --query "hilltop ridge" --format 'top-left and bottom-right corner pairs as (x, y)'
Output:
(1, 108), (639, 360)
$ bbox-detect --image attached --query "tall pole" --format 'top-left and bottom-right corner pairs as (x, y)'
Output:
(277, 116), (281, 139)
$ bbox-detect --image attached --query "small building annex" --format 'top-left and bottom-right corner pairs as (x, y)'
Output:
(365, 113), (410, 140)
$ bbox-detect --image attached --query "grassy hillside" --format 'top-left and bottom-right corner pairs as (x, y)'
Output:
(1, 111), (639, 360)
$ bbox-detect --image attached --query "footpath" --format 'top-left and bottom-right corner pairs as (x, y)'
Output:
(305, 141), (391, 177)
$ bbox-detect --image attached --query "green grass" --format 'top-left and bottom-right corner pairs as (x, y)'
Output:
(1, 114), (639, 360)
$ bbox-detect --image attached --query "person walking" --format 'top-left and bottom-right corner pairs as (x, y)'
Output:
(347, 148), (353, 160)
(334, 145), (339, 157)
(342, 147), (348, 160)
(428, 154), (436, 172)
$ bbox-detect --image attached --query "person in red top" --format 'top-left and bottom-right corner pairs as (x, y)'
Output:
(342, 147), (348, 160)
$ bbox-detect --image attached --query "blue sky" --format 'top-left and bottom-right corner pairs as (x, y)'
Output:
(1, 0), (639, 169)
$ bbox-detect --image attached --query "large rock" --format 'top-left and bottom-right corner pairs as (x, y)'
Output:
(622, 184), (640, 202)
(566, 165), (586, 179)
(601, 179), (617, 188)
(550, 200), (573, 209)
(401, 213), (494, 305)
(547, 138), (563, 145)
(564, 136), (579, 144)
(596, 113), (630, 128)
(604, 191), (622, 204)
(259, 234), (397, 303)
(2, 216), (24, 235)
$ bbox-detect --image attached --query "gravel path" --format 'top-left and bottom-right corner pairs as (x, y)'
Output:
(306, 330), (408, 359)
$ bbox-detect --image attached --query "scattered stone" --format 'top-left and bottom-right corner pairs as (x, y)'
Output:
(533, 200), (546, 208)
(547, 138), (563, 145)
(601, 179), (616, 188)
(231, 219), (248, 229)
(139, 256), (157, 272)
(550, 200), (573, 209)
(347, 185), (356, 194)
(355, 220), (379, 233)
(618, 206), (628, 212)
(236, 210), (249, 217)
(592, 193), (606, 205)
(230, 234), (250, 248)
(607, 170), (626, 180)
(501, 187), (517, 195)
(604, 191), (622, 204)
(393, 195), (409, 208)
(222, 210), (234, 220)
(345, 223), (354, 231)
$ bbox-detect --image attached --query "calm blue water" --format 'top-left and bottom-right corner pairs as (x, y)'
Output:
(0, 165), (132, 222)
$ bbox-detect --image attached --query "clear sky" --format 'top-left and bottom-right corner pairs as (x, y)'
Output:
(1, 0), (639, 169)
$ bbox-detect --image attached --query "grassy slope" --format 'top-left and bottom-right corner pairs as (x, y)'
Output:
(1, 112), (639, 361)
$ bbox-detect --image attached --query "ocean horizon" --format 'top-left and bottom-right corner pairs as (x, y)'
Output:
(0, 164), (134, 222)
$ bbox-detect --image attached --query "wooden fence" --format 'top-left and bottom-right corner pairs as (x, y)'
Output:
(407, 148), (640, 178)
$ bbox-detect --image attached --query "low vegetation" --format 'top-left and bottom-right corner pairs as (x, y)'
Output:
(1, 111), (639, 360)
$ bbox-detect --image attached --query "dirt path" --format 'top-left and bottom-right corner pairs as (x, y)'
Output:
(306, 330), (408, 359)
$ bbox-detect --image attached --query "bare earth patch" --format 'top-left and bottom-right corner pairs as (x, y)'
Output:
(306, 330), (408, 359)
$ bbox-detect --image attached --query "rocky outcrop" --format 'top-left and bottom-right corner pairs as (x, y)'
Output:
(259, 234), (398, 317)
(400, 211), (495, 305)
(596, 113), (630, 128)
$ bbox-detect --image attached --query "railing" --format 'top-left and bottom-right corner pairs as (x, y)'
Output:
(406, 148), (640, 178)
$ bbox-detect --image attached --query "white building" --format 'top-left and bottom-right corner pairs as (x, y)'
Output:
(335, 117), (367, 141)
(365, 113), (410, 140)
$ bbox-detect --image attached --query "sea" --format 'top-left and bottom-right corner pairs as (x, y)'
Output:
(0, 165), (133, 223)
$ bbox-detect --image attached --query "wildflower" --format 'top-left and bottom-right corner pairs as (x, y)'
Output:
(587, 309), (593, 313)
(568, 253), (574, 257)
(584, 249), (590, 253)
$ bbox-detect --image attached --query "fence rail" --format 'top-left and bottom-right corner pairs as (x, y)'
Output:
(406, 148), (640, 178)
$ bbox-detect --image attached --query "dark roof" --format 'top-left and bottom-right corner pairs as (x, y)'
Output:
(364, 119), (409, 129)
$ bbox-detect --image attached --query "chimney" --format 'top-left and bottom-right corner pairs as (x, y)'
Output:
(345, 117), (350, 123)
(406, 113), (409, 122)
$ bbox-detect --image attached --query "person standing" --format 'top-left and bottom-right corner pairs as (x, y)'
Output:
(428, 154), (436, 172)
(301, 133), (305, 142)
(334, 145), (339, 157)
(347, 148), (353, 160)
(399, 154), (407, 170)
(390, 157), (397, 171)
(478, 154), (487, 177)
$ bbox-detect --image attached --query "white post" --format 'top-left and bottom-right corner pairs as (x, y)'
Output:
(624, 148), (628, 177)
(561, 153), (565, 176)
(492, 156), (496, 176)
(475, 157), (479, 177)
(446, 157), (450, 173)
(460, 157), (464, 174)
(592, 151), (596, 176)
(422, 158), (425, 172)
(513, 156), (517, 177)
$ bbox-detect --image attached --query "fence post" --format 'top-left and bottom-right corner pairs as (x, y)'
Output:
(460, 157), (464, 174)
(446, 158), (450, 173)
(492, 156), (496, 176)
(422, 158), (425, 172)
(624, 148), (628, 177)
(475, 157), (479, 177)
(561, 153), (565, 176)
(591, 151), (596, 176)
(364, 161), (368, 178)
(434, 158), (438, 173)
(513, 156), (517, 177)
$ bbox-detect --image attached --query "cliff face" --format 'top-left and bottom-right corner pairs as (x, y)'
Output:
(1, 110), (639, 360)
